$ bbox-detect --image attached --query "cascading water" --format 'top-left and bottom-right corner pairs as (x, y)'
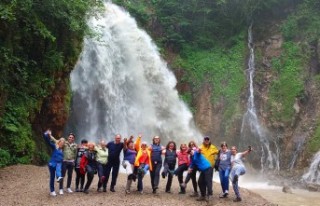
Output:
(302, 151), (320, 185)
(240, 24), (279, 172)
(65, 2), (201, 143)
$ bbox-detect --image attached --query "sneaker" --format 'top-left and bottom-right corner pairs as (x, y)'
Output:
(165, 190), (171, 193)
(83, 190), (89, 194)
(189, 192), (199, 197)
(179, 191), (186, 194)
(80, 188), (84, 192)
(59, 189), (64, 195)
(219, 192), (227, 198)
(223, 191), (229, 197)
(103, 188), (107, 192)
(110, 187), (115, 192)
(75, 188), (80, 192)
(196, 196), (206, 201)
(67, 188), (73, 193)
(50, 191), (57, 197)
(233, 197), (242, 202)
(180, 183), (186, 189)
(233, 175), (239, 184)
(56, 177), (63, 183)
(97, 188), (101, 192)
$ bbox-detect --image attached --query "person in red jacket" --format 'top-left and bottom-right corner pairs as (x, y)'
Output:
(80, 142), (97, 194)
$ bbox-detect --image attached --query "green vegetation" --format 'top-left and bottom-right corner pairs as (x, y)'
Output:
(0, 0), (103, 166)
(178, 36), (246, 120)
(268, 42), (305, 123)
(308, 123), (320, 153)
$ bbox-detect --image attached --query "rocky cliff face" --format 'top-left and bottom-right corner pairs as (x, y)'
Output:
(176, 27), (320, 175)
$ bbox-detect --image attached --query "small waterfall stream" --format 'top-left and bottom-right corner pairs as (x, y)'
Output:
(302, 151), (320, 185)
(240, 24), (279, 172)
(66, 2), (200, 142)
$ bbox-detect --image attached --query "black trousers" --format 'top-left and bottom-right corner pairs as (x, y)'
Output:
(198, 167), (213, 197)
(163, 162), (175, 192)
(105, 160), (120, 188)
(75, 168), (85, 190)
(60, 161), (74, 189)
(185, 166), (198, 193)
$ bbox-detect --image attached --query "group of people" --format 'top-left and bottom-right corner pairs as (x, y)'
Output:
(43, 129), (252, 203)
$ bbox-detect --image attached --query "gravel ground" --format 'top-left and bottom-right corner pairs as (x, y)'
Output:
(0, 165), (274, 206)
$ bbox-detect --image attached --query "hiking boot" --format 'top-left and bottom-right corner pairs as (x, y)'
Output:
(189, 192), (199, 197)
(233, 175), (238, 184)
(233, 197), (242, 202)
(196, 196), (206, 201)
(67, 188), (73, 193)
(56, 177), (63, 183)
(161, 172), (166, 179)
(50, 191), (57, 197)
(59, 189), (64, 195)
(206, 195), (213, 203)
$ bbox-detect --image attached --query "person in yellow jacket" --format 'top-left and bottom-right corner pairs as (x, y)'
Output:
(134, 135), (152, 194)
(198, 136), (218, 202)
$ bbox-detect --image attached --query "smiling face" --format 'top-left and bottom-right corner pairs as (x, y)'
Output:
(115, 134), (121, 144)
(231, 146), (237, 155)
(68, 134), (75, 143)
(153, 136), (160, 144)
(128, 141), (134, 149)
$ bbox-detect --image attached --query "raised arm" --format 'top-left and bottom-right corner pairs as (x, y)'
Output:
(43, 129), (56, 150)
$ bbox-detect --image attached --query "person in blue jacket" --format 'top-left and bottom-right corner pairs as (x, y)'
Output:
(43, 129), (65, 196)
(188, 148), (213, 203)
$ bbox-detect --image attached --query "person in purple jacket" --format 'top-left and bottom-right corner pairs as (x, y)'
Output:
(43, 129), (65, 197)
(122, 135), (138, 194)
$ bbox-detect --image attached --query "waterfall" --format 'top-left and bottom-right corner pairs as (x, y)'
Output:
(65, 2), (200, 143)
(240, 24), (279, 172)
(302, 151), (320, 185)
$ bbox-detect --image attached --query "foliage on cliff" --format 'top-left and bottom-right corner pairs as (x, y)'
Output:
(0, 0), (102, 166)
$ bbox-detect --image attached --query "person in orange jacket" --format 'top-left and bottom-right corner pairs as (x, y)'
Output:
(134, 135), (152, 194)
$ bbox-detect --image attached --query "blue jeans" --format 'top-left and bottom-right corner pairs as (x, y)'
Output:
(97, 162), (107, 189)
(230, 165), (246, 198)
(219, 168), (230, 193)
(48, 163), (62, 192)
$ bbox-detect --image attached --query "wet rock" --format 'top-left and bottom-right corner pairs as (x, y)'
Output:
(282, 185), (293, 194)
(306, 183), (319, 192)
